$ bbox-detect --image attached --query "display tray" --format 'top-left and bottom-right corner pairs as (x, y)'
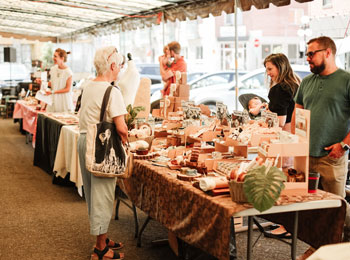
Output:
(167, 162), (182, 170)
(177, 172), (202, 181)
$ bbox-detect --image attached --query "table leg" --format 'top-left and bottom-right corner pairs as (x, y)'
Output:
(132, 204), (139, 238)
(137, 215), (152, 247)
(291, 211), (299, 260)
(229, 217), (238, 260)
(247, 216), (253, 260)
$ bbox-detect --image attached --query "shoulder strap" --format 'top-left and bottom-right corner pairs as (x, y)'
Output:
(100, 85), (113, 122)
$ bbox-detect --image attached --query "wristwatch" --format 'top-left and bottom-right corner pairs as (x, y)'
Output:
(340, 141), (350, 151)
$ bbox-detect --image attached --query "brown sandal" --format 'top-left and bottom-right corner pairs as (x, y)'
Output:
(106, 238), (124, 250)
(91, 246), (124, 260)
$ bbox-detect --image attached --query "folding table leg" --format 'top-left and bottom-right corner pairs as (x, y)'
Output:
(247, 216), (253, 260)
(291, 211), (299, 260)
(132, 204), (139, 238)
(229, 217), (238, 260)
(114, 199), (121, 220)
(137, 215), (152, 247)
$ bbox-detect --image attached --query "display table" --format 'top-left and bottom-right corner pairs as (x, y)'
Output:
(13, 100), (42, 145)
(34, 113), (79, 174)
(235, 194), (343, 260)
(53, 125), (83, 196)
(121, 160), (346, 260)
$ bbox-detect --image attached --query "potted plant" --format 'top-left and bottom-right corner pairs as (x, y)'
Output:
(125, 104), (145, 130)
(243, 165), (286, 212)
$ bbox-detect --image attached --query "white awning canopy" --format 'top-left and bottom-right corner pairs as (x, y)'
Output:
(0, 0), (313, 42)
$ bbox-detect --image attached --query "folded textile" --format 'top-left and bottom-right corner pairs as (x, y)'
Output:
(199, 177), (228, 191)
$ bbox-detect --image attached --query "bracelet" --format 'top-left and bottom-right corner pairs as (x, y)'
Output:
(52, 90), (55, 94)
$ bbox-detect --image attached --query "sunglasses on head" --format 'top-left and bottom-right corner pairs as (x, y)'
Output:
(305, 48), (327, 59)
(107, 48), (117, 62)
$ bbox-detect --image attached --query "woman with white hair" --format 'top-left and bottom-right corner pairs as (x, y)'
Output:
(78, 46), (127, 260)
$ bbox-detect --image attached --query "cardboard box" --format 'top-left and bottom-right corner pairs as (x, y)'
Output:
(152, 109), (161, 118)
(215, 139), (248, 158)
(174, 96), (189, 112)
(180, 72), (187, 85)
(174, 84), (190, 98)
(167, 135), (182, 147)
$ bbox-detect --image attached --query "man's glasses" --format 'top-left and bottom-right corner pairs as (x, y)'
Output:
(305, 48), (327, 59)
(107, 48), (117, 62)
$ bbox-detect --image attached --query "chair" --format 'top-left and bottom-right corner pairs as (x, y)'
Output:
(0, 95), (10, 119)
(6, 96), (17, 118)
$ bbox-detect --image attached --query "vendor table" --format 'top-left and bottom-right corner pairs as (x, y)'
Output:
(121, 160), (346, 260)
(53, 125), (83, 196)
(34, 113), (79, 175)
(13, 100), (42, 145)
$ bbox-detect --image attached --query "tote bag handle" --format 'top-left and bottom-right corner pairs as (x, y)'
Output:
(99, 85), (113, 122)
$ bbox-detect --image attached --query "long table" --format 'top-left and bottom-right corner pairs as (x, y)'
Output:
(53, 125), (83, 196)
(121, 160), (346, 260)
(13, 100), (42, 145)
(34, 113), (79, 175)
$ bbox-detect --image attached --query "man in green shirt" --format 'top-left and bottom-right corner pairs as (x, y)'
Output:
(294, 36), (350, 257)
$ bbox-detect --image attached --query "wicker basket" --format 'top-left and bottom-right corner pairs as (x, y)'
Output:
(228, 180), (248, 203)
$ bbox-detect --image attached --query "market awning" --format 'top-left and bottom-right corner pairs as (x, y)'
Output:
(0, 0), (313, 42)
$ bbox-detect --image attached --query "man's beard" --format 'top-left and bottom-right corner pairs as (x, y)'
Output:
(310, 62), (325, 74)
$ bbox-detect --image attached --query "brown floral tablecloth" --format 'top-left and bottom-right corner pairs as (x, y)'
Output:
(121, 160), (346, 260)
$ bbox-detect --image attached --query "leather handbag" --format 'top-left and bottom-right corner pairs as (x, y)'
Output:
(85, 85), (130, 178)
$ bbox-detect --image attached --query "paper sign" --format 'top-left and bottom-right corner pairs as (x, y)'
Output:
(261, 110), (279, 127)
(35, 91), (52, 106)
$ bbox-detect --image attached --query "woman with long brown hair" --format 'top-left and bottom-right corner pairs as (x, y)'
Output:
(264, 53), (301, 132)
(262, 53), (301, 239)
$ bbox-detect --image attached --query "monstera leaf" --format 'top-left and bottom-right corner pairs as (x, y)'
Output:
(243, 165), (286, 212)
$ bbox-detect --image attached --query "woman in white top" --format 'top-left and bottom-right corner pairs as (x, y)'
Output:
(45, 48), (74, 112)
(78, 46), (127, 260)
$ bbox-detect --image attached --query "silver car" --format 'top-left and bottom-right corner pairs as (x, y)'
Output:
(150, 70), (247, 110)
(151, 65), (310, 113)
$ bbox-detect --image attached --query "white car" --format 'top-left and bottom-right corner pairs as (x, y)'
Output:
(150, 70), (247, 109)
(151, 65), (310, 113)
(0, 63), (31, 88)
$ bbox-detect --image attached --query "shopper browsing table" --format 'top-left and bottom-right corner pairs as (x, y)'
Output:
(37, 48), (74, 112)
(78, 46), (127, 260)
(158, 41), (187, 96)
(264, 53), (301, 132)
(258, 53), (301, 239)
(294, 36), (350, 258)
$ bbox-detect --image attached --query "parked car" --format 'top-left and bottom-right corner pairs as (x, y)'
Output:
(191, 65), (311, 112)
(150, 71), (208, 95)
(0, 63), (31, 89)
(136, 63), (162, 84)
(151, 65), (310, 113)
(150, 70), (247, 108)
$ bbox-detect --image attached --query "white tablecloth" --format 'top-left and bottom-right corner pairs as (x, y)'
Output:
(53, 125), (83, 196)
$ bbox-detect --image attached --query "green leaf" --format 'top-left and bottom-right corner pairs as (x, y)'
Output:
(124, 104), (146, 130)
(243, 166), (286, 212)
